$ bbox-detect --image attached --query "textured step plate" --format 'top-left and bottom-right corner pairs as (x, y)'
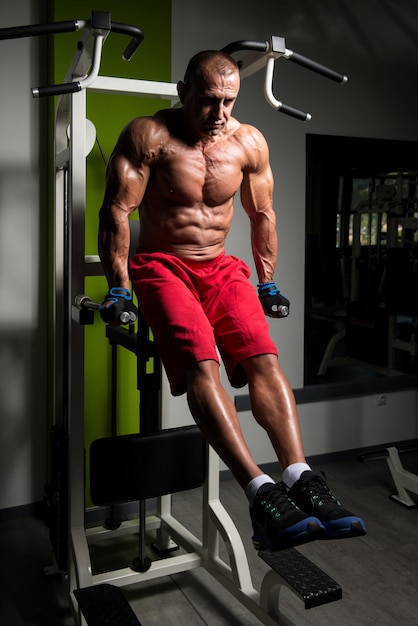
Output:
(259, 547), (342, 609)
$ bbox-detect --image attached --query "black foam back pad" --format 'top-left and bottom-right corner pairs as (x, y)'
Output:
(90, 425), (207, 505)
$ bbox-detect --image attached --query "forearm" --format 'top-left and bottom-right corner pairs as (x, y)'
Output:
(251, 211), (278, 283)
(97, 134), (148, 290)
(98, 210), (131, 289)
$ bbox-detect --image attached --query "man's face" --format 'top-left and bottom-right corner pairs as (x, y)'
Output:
(178, 69), (240, 140)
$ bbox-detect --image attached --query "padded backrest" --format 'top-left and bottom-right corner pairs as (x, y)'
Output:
(90, 425), (207, 505)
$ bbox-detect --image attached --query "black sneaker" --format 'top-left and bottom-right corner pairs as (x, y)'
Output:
(250, 482), (324, 551)
(288, 471), (366, 540)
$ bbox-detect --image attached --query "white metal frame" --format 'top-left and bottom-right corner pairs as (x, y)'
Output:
(386, 446), (418, 507)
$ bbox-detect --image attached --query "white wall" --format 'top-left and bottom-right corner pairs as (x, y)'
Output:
(169, 0), (418, 465)
(0, 0), (48, 509)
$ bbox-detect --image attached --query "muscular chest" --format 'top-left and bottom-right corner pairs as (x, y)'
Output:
(150, 143), (244, 206)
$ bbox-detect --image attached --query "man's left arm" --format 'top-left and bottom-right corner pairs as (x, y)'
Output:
(240, 127), (277, 283)
(241, 127), (289, 318)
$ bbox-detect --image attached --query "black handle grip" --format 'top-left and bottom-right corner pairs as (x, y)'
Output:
(0, 20), (79, 40)
(75, 295), (98, 310)
(287, 50), (347, 84)
(221, 40), (268, 55)
(111, 21), (144, 60)
(277, 102), (311, 122)
(32, 81), (82, 98)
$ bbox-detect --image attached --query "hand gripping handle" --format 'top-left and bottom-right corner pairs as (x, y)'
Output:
(75, 294), (137, 325)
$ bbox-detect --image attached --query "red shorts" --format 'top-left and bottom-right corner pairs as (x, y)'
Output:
(129, 251), (278, 396)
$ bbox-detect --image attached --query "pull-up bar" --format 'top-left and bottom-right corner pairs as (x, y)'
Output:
(0, 10), (144, 97)
(222, 36), (348, 121)
(0, 12), (347, 118)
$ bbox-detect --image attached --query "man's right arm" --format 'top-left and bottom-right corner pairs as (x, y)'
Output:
(98, 127), (150, 290)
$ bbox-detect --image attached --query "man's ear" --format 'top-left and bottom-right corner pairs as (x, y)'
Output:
(177, 81), (186, 104)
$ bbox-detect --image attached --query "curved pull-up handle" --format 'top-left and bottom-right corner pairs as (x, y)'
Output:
(222, 40), (269, 56)
(222, 38), (347, 82)
(111, 21), (144, 60)
(264, 57), (311, 121)
(222, 37), (348, 120)
(32, 32), (105, 98)
(0, 12), (144, 97)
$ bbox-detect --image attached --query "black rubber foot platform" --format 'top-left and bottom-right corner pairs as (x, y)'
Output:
(259, 547), (342, 609)
(74, 584), (141, 625)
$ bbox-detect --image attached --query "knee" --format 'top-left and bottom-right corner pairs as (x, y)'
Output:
(185, 360), (227, 417)
(242, 354), (281, 383)
(186, 359), (221, 391)
(243, 355), (294, 402)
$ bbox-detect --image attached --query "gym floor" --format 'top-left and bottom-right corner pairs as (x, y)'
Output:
(2, 451), (418, 626)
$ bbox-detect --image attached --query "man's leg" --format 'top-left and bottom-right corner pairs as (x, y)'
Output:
(241, 354), (307, 471)
(242, 354), (367, 540)
(186, 359), (324, 550)
(186, 357), (305, 497)
(186, 359), (263, 489)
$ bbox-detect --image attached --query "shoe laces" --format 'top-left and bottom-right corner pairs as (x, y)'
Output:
(303, 473), (341, 509)
(259, 483), (300, 518)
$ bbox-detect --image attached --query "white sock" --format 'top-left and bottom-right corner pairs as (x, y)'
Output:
(245, 474), (275, 506)
(282, 463), (312, 489)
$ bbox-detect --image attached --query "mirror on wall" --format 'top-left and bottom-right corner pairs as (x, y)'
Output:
(304, 135), (418, 389)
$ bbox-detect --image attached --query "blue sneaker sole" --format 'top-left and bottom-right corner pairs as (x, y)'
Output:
(252, 518), (324, 551)
(322, 516), (366, 540)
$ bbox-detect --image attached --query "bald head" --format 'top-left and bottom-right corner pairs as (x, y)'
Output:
(183, 50), (239, 88)
(177, 50), (241, 142)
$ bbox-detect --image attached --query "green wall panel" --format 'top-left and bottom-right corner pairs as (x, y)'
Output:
(51, 1), (171, 505)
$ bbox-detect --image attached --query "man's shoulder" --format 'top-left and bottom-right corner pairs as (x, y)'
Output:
(232, 120), (267, 144)
(127, 109), (183, 142)
(117, 111), (174, 155)
(229, 120), (269, 166)
(126, 111), (170, 134)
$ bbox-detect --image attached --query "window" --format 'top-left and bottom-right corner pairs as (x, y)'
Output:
(305, 135), (418, 396)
